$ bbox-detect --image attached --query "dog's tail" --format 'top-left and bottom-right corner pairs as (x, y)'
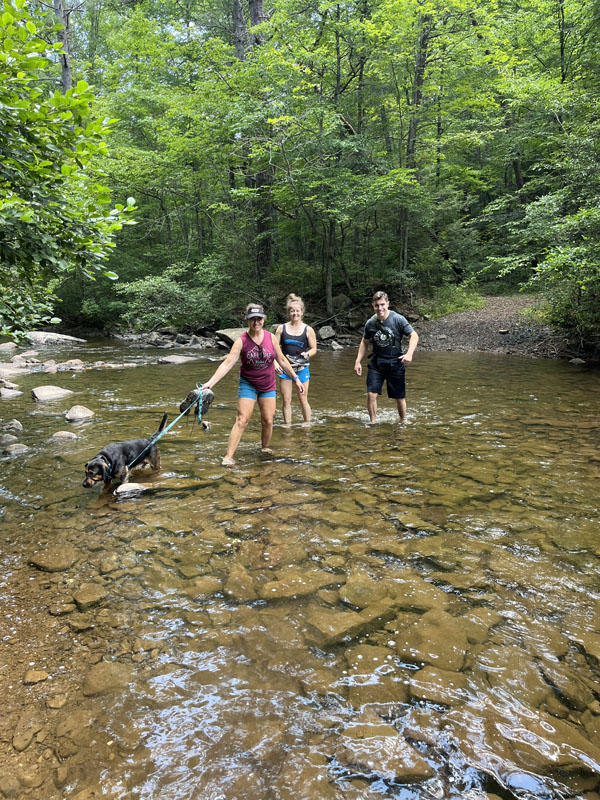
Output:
(155, 411), (168, 436)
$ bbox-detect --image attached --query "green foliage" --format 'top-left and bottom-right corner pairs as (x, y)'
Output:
(0, 0), (135, 337)
(115, 261), (226, 331)
(35, 0), (600, 349)
(420, 280), (486, 319)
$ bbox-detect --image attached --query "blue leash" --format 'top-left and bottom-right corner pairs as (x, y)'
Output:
(127, 387), (204, 470)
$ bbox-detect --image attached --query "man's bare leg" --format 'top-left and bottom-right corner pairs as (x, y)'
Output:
(395, 397), (407, 421)
(367, 392), (378, 423)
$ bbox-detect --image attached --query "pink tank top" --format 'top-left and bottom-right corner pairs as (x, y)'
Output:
(240, 330), (277, 392)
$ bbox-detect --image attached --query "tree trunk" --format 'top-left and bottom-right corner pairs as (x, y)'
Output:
(53, 0), (72, 93)
(406, 14), (431, 169)
(232, 0), (247, 60)
(248, 0), (267, 44)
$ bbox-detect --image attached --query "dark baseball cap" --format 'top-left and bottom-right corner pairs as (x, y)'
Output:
(245, 305), (266, 319)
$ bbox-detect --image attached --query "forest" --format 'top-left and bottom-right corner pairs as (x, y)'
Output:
(1, 0), (599, 351)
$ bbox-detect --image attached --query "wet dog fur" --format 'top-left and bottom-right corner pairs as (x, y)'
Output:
(82, 413), (168, 488)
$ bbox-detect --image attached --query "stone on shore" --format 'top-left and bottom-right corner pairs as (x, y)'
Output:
(65, 405), (94, 421)
(0, 341), (17, 351)
(82, 661), (132, 696)
(31, 385), (74, 401)
(29, 545), (80, 572)
(12, 711), (44, 752)
(215, 328), (246, 345)
(318, 325), (336, 340)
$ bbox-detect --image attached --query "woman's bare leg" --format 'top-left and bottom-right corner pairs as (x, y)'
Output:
(280, 379), (293, 425)
(223, 397), (255, 463)
(257, 396), (276, 451)
(296, 379), (311, 423)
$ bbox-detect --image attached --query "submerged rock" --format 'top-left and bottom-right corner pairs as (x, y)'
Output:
(0, 388), (23, 399)
(52, 430), (78, 440)
(114, 482), (148, 496)
(336, 719), (435, 782)
(409, 666), (468, 706)
(305, 598), (399, 647)
(395, 609), (468, 671)
(29, 545), (79, 572)
(3, 443), (29, 455)
(157, 354), (197, 364)
(2, 418), (23, 431)
(73, 582), (107, 609)
(260, 568), (341, 600)
(82, 661), (132, 696)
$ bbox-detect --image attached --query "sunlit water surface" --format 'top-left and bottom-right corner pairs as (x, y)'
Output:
(1, 343), (600, 800)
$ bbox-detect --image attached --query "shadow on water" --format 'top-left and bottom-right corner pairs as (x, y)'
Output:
(1, 345), (600, 799)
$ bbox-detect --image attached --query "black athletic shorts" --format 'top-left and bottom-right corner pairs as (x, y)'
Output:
(366, 357), (406, 399)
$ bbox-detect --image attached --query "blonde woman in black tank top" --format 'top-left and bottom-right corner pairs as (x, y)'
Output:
(274, 294), (317, 424)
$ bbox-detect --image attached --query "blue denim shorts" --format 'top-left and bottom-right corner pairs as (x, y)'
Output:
(238, 376), (277, 400)
(279, 366), (310, 383)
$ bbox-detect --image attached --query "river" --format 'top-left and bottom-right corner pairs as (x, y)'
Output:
(1, 342), (599, 800)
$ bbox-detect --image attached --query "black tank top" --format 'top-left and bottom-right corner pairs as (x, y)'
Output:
(281, 324), (309, 358)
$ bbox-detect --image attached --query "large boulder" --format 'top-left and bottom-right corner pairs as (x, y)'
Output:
(26, 331), (86, 345)
(31, 385), (74, 401)
(216, 328), (246, 346)
(318, 325), (336, 340)
(0, 341), (18, 351)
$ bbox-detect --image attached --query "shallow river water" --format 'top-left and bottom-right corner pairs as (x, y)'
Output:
(1, 342), (600, 800)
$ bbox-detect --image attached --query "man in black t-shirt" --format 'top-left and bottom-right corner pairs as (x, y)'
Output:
(354, 291), (419, 422)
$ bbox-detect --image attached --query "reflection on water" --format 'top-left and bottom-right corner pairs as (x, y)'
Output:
(1, 345), (600, 800)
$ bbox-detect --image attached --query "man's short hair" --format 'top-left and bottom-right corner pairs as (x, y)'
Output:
(372, 291), (389, 303)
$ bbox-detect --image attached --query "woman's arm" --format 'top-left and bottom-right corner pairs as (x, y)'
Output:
(273, 325), (284, 374)
(273, 339), (305, 393)
(302, 326), (318, 359)
(201, 338), (243, 389)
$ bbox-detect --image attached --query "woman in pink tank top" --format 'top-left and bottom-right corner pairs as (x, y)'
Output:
(201, 303), (303, 465)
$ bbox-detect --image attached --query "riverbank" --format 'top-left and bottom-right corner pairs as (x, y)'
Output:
(415, 295), (569, 359)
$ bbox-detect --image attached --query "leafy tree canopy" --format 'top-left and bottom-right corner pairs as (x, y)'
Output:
(0, 0), (134, 337)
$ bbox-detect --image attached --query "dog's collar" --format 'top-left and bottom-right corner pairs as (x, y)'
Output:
(99, 454), (113, 471)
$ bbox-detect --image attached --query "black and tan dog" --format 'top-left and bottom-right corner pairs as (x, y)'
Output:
(82, 412), (168, 489)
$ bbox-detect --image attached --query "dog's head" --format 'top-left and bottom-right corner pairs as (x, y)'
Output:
(82, 456), (111, 488)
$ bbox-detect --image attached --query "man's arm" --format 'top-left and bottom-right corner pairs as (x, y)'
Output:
(401, 331), (419, 364)
(354, 338), (370, 376)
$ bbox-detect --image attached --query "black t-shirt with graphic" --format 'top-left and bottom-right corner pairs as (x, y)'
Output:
(364, 310), (414, 359)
